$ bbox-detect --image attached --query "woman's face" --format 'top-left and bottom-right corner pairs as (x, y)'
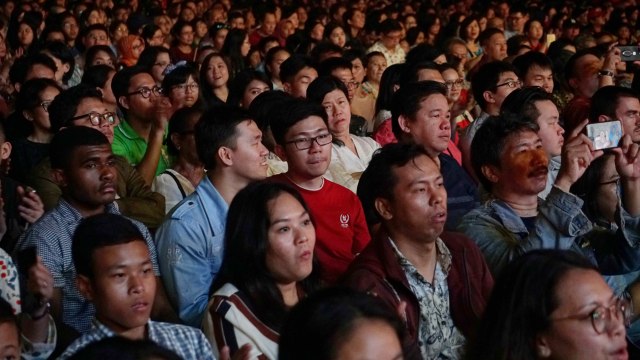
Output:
(267, 49), (290, 81)
(112, 23), (129, 42)
(351, 58), (365, 84)
(329, 26), (346, 48)
(30, 85), (60, 132)
(155, 15), (172, 35)
(178, 25), (194, 46)
(18, 23), (34, 47)
(478, 16), (488, 31)
(538, 268), (628, 360)
(465, 20), (480, 41)
(195, 21), (208, 38)
(366, 55), (387, 84)
(87, 10), (101, 25)
(151, 52), (170, 83)
(333, 319), (403, 360)
(265, 192), (315, 285)
(240, 35), (251, 57)
(322, 89), (351, 136)
(528, 21), (544, 41)
(429, 18), (441, 35)
(131, 38), (145, 58)
(310, 23), (324, 41)
(90, 50), (114, 68)
(169, 74), (199, 109)
(241, 79), (270, 109)
(206, 56), (229, 89)
(442, 68), (462, 103)
(148, 29), (165, 47)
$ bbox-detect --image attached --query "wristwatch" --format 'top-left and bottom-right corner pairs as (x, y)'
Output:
(598, 69), (615, 77)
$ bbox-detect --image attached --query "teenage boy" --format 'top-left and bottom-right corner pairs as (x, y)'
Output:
(280, 55), (318, 99)
(270, 98), (370, 284)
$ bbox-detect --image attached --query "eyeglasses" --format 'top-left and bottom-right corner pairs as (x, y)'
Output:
(212, 23), (230, 31)
(551, 298), (630, 334)
(445, 79), (465, 89)
(495, 79), (523, 89)
(70, 111), (117, 126)
(126, 86), (163, 98)
(40, 100), (53, 112)
(285, 133), (333, 150)
(171, 83), (199, 92)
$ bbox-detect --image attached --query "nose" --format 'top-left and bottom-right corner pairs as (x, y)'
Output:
(428, 185), (445, 206)
(129, 274), (144, 294)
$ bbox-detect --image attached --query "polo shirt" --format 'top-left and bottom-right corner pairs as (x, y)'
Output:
(112, 120), (170, 176)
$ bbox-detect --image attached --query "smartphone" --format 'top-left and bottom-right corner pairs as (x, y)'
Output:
(618, 46), (640, 62)
(585, 120), (623, 151)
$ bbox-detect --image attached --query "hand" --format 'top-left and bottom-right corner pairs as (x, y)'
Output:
(152, 95), (173, 133)
(603, 42), (622, 71)
(27, 257), (53, 312)
(220, 344), (252, 360)
(17, 186), (44, 224)
(555, 120), (604, 192)
(613, 135), (640, 180)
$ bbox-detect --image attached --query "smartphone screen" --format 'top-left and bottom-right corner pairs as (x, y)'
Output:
(585, 120), (623, 151)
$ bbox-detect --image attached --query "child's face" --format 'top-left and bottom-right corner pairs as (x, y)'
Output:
(0, 322), (20, 359)
(79, 241), (156, 335)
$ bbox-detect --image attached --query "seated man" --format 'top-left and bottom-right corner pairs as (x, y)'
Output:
(59, 213), (213, 359)
(26, 84), (165, 229)
(512, 51), (554, 93)
(344, 143), (493, 359)
(270, 98), (370, 284)
(280, 55), (318, 99)
(16, 127), (170, 341)
(155, 106), (269, 327)
(457, 114), (640, 277)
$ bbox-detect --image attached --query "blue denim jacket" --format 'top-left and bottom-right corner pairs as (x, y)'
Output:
(155, 176), (228, 327)
(457, 186), (640, 278)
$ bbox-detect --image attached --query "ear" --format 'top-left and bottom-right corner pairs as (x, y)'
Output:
(118, 95), (130, 111)
(568, 78), (578, 91)
(598, 115), (611, 123)
(22, 110), (33, 121)
(217, 146), (233, 167)
(480, 164), (500, 184)
(374, 197), (393, 221)
(397, 114), (411, 134)
(535, 334), (552, 358)
(282, 82), (292, 94)
(0, 141), (11, 160)
(76, 274), (95, 301)
(63, 63), (70, 73)
(483, 90), (495, 104)
(95, 87), (104, 97)
(52, 168), (68, 187)
(274, 144), (287, 161)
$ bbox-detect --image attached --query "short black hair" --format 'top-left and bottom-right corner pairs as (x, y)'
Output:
(501, 87), (555, 125)
(400, 60), (440, 86)
(42, 40), (76, 84)
(84, 45), (117, 69)
(589, 86), (640, 123)
(378, 18), (402, 35)
(81, 64), (115, 89)
(280, 54), (316, 84)
(405, 44), (443, 67)
(317, 57), (352, 77)
(306, 75), (349, 105)
(48, 84), (104, 133)
(80, 24), (109, 41)
(73, 213), (145, 278)
(270, 98), (328, 146)
(167, 106), (204, 156)
(470, 113), (539, 192)
(390, 80), (447, 140)
(137, 46), (170, 72)
(161, 61), (199, 92)
(227, 69), (273, 107)
(357, 143), (431, 226)
(471, 61), (517, 110)
(16, 78), (61, 114)
(248, 90), (292, 133)
(9, 53), (57, 86)
(512, 51), (553, 80)
(195, 106), (255, 171)
(111, 66), (150, 111)
(479, 27), (504, 47)
(50, 126), (110, 170)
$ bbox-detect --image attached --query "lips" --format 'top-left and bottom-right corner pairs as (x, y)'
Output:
(100, 183), (116, 193)
(432, 209), (447, 223)
(131, 300), (149, 313)
(529, 167), (549, 178)
(300, 250), (312, 261)
(610, 347), (628, 360)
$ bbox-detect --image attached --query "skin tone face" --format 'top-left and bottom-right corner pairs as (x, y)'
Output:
(62, 17), (79, 42)
(90, 50), (115, 68)
(399, 94), (451, 157)
(178, 25), (194, 46)
(0, 322), (20, 360)
(535, 100), (564, 157)
(322, 89), (351, 137)
(70, 98), (117, 143)
(286, 67), (318, 98)
(276, 116), (332, 183)
(150, 52), (170, 84)
(334, 319), (404, 360)
(332, 68), (356, 100)
(488, 71), (520, 110)
(310, 23), (324, 41)
(18, 23), (34, 47)
(27, 86), (60, 134)
(538, 268), (628, 360)
(484, 32), (508, 61)
(169, 75), (199, 109)
(263, 13), (277, 35)
(77, 241), (156, 339)
(225, 120), (269, 181)
(206, 56), (229, 89)
(528, 20), (544, 41)
(84, 30), (109, 48)
(213, 28), (228, 51)
(381, 30), (402, 50)
(241, 35), (251, 57)
(25, 65), (55, 82)
(366, 55), (387, 84)
(131, 38), (144, 58)
(450, 43), (467, 60)
(442, 68), (462, 103)
(329, 26), (346, 48)
(571, 54), (601, 98)
(613, 96), (640, 143)
(148, 29), (165, 47)
(465, 20), (480, 41)
(267, 50), (290, 81)
(524, 65), (554, 93)
(351, 58), (365, 84)
(122, 73), (158, 122)
(241, 79), (270, 109)
(265, 192), (315, 285)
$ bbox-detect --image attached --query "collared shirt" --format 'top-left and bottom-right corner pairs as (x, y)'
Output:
(16, 200), (160, 333)
(155, 176), (228, 327)
(112, 120), (171, 176)
(367, 41), (406, 66)
(388, 238), (465, 359)
(59, 320), (214, 360)
(540, 155), (562, 200)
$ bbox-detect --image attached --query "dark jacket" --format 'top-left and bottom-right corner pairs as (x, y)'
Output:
(342, 230), (493, 360)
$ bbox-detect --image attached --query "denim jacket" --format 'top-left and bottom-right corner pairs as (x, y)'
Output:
(457, 186), (640, 278)
(155, 176), (228, 327)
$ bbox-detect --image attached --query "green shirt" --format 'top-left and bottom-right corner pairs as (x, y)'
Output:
(112, 119), (170, 176)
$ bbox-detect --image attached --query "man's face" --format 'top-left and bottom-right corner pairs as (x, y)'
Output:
(331, 68), (356, 101)
(262, 13), (277, 35)
(399, 94), (451, 157)
(225, 120), (269, 181)
(83, 29), (110, 48)
(62, 17), (79, 41)
(285, 66), (318, 98)
(79, 241), (156, 335)
(25, 64), (55, 82)
(384, 154), (447, 241)
(72, 97), (118, 143)
(524, 65), (554, 93)
(488, 71), (520, 110)
(58, 144), (117, 212)
(571, 54), (600, 98)
(277, 116), (332, 181)
(121, 73), (157, 122)
(508, 11), (527, 32)
(381, 30), (402, 50)
(484, 32), (507, 61)
(614, 96), (640, 143)
(488, 130), (549, 196)
(535, 100), (564, 157)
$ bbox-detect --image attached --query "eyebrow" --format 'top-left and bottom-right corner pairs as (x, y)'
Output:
(106, 259), (153, 272)
(271, 210), (309, 226)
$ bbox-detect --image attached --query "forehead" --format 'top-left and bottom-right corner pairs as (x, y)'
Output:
(498, 71), (517, 82)
(71, 144), (112, 161)
(92, 240), (150, 267)
(616, 95), (640, 109)
(129, 73), (155, 88)
(393, 154), (439, 184)
(285, 115), (327, 137)
(295, 67), (318, 80)
(418, 93), (448, 110)
(489, 33), (506, 43)
(87, 29), (107, 37)
(332, 68), (353, 78)
(502, 129), (540, 150)
(75, 97), (106, 114)
(526, 65), (552, 76)
(442, 68), (459, 79)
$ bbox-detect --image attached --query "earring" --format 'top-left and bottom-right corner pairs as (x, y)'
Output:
(537, 347), (551, 358)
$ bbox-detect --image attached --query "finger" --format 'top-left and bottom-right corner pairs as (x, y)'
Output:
(219, 346), (231, 360)
(569, 119), (589, 139)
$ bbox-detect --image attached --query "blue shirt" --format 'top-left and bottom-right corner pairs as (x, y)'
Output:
(59, 320), (214, 360)
(16, 200), (160, 333)
(155, 176), (228, 327)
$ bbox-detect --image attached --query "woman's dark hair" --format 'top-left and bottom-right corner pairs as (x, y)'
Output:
(108, 20), (127, 40)
(42, 40), (75, 83)
(322, 22), (344, 43)
(468, 250), (597, 360)
(375, 63), (404, 114)
(264, 46), (290, 78)
(227, 69), (272, 107)
(570, 153), (615, 222)
(405, 27), (424, 47)
(141, 24), (161, 45)
(8, 17), (39, 54)
(221, 28), (248, 79)
(212, 181), (320, 331)
(279, 287), (405, 360)
(170, 20), (193, 47)
(81, 64), (115, 89)
(199, 52), (230, 107)
(84, 45), (117, 69)
(137, 46), (170, 72)
(16, 77), (61, 136)
(306, 75), (348, 105)
(167, 106), (203, 156)
(459, 15), (479, 42)
(161, 61), (199, 93)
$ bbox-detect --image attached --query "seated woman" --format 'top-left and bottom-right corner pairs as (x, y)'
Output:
(202, 181), (319, 359)
(200, 53), (230, 108)
(161, 62), (201, 112)
(468, 249), (629, 360)
(307, 76), (380, 193)
(227, 70), (273, 109)
(152, 107), (204, 213)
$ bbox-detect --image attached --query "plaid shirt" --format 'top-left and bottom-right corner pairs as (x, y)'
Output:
(16, 199), (160, 333)
(59, 320), (215, 359)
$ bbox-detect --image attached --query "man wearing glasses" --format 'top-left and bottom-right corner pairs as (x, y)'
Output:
(270, 98), (370, 284)
(111, 66), (172, 185)
(366, 19), (405, 66)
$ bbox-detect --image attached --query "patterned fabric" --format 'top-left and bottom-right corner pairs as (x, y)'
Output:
(21, 315), (57, 360)
(0, 248), (20, 313)
(367, 41), (406, 66)
(59, 320), (214, 360)
(16, 200), (160, 333)
(389, 238), (465, 359)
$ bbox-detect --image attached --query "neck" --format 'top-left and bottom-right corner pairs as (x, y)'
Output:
(389, 229), (438, 279)
(277, 282), (299, 307)
(128, 117), (152, 141)
(28, 129), (53, 143)
(111, 321), (147, 340)
(172, 159), (205, 187)
(334, 131), (351, 144)
(178, 44), (192, 52)
(492, 188), (539, 217)
(65, 198), (107, 218)
(213, 86), (228, 102)
(285, 172), (324, 190)
(486, 104), (500, 116)
(209, 170), (249, 205)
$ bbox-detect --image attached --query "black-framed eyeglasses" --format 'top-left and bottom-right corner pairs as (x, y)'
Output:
(495, 79), (523, 89)
(550, 298), (630, 334)
(70, 111), (117, 126)
(40, 100), (53, 112)
(126, 86), (163, 98)
(285, 133), (333, 150)
(444, 79), (465, 89)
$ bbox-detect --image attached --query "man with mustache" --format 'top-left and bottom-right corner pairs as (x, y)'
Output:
(589, 86), (640, 145)
(457, 114), (640, 278)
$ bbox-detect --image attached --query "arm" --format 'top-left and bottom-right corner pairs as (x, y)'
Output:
(134, 97), (172, 186)
(351, 196), (371, 254)
(115, 157), (165, 228)
(598, 44), (621, 88)
(613, 136), (640, 216)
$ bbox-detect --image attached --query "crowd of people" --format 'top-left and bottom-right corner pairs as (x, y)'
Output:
(1, 0), (640, 358)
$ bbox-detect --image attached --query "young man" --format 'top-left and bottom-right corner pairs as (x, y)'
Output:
(512, 51), (554, 93)
(80, 24), (111, 49)
(280, 54), (318, 99)
(367, 19), (405, 65)
(155, 106), (269, 327)
(589, 86), (640, 144)
(111, 66), (172, 185)
(344, 143), (493, 359)
(270, 98), (370, 284)
(59, 213), (213, 359)
(27, 85), (165, 229)
(466, 28), (508, 74)
(17, 127), (169, 340)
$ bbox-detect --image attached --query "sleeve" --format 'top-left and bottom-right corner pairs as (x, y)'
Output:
(25, 163), (61, 212)
(115, 158), (166, 229)
(111, 137), (132, 165)
(18, 229), (65, 288)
